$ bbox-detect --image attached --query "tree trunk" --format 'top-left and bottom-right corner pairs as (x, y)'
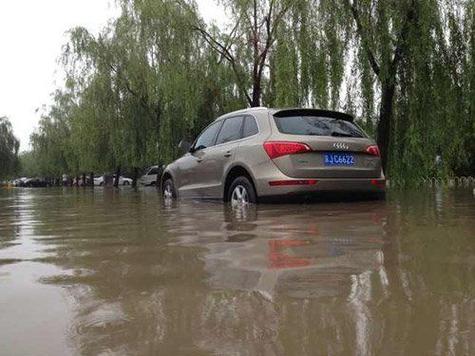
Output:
(251, 78), (261, 107)
(377, 81), (396, 173)
(114, 166), (121, 187)
(251, 0), (260, 108)
(75, 176), (79, 187)
(132, 167), (138, 188)
(90, 172), (94, 186)
(132, 167), (139, 188)
(81, 173), (86, 187)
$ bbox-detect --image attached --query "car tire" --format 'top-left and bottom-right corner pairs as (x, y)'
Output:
(123, 181), (130, 186)
(162, 179), (177, 200)
(227, 176), (257, 205)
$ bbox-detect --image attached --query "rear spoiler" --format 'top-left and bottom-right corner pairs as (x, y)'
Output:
(272, 108), (354, 122)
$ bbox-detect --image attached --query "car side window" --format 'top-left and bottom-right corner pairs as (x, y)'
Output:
(194, 121), (222, 150)
(148, 168), (158, 175)
(243, 115), (258, 137)
(216, 116), (244, 145)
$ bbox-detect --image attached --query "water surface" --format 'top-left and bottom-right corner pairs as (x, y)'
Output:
(0, 187), (474, 355)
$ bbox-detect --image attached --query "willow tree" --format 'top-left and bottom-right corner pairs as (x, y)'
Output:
(57, 0), (242, 184)
(343, 0), (418, 171)
(64, 17), (163, 184)
(467, 0), (475, 175)
(343, 0), (475, 180)
(193, 0), (294, 107)
(113, 0), (242, 166)
(125, 0), (208, 160)
(268, 0), (348, 109)
(388, 0), (462, 181)
(0, 116), (19, 179)
(25, 0), (475, 183)
(63, 25), (139, 185)
(29, 91), (76, 178)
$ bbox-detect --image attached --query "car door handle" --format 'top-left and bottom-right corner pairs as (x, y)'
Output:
(224, 151), (232, 158)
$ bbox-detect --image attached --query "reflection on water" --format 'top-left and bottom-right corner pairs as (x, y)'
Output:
(0, 187), (474, 355)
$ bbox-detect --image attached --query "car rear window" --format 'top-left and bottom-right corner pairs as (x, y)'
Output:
(273, 115), (365, 138)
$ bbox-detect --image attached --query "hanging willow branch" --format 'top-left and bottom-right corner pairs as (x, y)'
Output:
(345, 0), (381, 77)
(192, 24), (253, 105)
(192, 0), (292, 107)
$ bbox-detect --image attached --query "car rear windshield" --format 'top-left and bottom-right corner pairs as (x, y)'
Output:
(273, 115), (365, 138)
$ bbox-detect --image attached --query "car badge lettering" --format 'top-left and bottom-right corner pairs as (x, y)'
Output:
(333, 142), (349, 150)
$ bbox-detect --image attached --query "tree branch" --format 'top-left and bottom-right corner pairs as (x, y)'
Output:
(269, 2), (290, 40)
(217, 18), (241, 65)
(346, 0), (381, 77)
(108, 63), (138, 98)
(256, 0), (290, 77)
(192, 25), (253, 105)
(390, 0), (417, 76)
(108, 62), (153, 115)
(192, 26), (235, 62)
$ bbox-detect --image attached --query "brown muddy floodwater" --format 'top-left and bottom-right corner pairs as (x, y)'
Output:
(0, 187), (474, 356)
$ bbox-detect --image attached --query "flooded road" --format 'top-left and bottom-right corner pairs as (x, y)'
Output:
(0, 187), (474, 355)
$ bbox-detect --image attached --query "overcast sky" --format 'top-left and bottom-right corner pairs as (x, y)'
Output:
(0, 0), (224, 151)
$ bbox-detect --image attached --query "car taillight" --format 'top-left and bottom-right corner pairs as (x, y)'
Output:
(366, 145), (380, 156)
(263, 141), (311, 160)
(371, 179), (386, 188)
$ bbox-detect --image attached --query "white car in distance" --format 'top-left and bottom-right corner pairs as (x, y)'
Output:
(138, 166), (161, 186)
(94, 175), (132, 186)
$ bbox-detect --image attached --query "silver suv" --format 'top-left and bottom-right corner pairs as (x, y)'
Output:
(161, 108), (385, 204)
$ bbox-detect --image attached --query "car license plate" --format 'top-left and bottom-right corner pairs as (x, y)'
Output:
(324, 152), (355, 166)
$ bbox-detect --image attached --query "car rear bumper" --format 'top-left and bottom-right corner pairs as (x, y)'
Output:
(255, 170), (385, 197)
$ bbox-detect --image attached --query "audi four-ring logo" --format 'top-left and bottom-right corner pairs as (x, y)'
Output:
(333, 142), (349, 150)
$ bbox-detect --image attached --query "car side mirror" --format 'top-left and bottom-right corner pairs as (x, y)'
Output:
(178, 139), (192, 153)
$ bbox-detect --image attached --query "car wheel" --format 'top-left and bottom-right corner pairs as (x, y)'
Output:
(162, 179), (177, 200)
(123, 181), (130, 186)
(227, 176), (257, 206)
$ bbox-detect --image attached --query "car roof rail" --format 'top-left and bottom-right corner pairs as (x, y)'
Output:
(272, 108), (354, 122)
(216, 106), (269, 120)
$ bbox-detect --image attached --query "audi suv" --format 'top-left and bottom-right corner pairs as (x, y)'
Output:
(161, 108), (385, 204)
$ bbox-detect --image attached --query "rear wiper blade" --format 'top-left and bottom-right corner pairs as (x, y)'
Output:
(330, 132), (354, 137)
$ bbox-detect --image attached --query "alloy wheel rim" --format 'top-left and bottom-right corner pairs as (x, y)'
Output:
(164, 184), (173, 200)
(231, 185), (249, 206)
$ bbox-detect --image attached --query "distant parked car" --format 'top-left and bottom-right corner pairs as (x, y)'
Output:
(62, 174), (69, 186)
(94, 175), (132, 186)
(24, 178), (48, 188)
(93, 176), (104, 186)
(14, 177), (28, 187)
(138, 166), (163, 186)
